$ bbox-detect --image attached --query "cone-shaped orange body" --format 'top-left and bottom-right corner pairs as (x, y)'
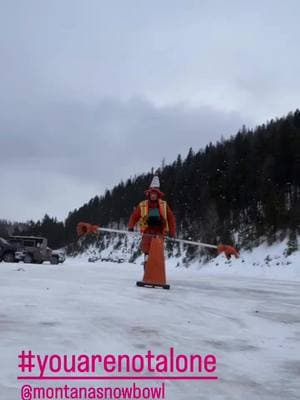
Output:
(143, 236), (167, 285)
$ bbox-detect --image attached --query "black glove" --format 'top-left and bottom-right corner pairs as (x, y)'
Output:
(128, 227), (134, 232)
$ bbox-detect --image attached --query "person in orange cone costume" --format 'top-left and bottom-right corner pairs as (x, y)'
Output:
(128, 174), (176, 288)
(128, 174), (176, 254)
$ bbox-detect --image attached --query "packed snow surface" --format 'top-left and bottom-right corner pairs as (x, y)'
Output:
(0, 246), (299, 399)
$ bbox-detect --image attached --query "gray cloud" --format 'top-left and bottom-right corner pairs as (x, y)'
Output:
(0, 0), (299, 221)
(0, 97), (248, 220)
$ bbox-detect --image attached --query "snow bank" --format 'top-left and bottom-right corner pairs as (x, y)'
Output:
(183, 240), (300, 281)
(74, 238), (300, 282)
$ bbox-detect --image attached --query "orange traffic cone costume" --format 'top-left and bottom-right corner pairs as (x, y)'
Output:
(128, 174), (176, 289)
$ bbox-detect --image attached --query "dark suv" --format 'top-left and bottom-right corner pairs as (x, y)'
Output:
(0, 237), (18, 262)
(8, 236), (63, 264)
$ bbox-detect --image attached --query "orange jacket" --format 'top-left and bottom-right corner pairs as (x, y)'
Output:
(128, 199), (176, 237)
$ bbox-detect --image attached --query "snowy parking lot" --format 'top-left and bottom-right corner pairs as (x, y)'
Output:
(1, 258), (300, 400)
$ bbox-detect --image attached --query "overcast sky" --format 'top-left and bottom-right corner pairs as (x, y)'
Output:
(1, 0), (299, 221)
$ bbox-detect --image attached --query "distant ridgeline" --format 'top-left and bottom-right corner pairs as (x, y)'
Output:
(5, 109), (300, 261)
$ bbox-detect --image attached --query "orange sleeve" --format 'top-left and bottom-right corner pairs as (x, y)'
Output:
(128, 205), (141, 229)
(166, 204), (176, 237)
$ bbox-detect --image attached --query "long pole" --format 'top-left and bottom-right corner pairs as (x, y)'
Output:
(94, 226), (218, 250)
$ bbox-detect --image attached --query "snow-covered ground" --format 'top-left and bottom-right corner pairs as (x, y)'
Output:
(0, 248), (299, 399)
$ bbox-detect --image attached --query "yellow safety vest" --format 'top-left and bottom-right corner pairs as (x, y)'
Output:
(139, 199), (169, 233)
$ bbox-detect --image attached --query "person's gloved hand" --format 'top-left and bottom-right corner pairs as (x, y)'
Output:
(128, 227), (134, 232)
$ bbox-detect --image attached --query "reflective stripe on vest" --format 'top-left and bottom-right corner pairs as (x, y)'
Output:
(139, 199), (169, 233)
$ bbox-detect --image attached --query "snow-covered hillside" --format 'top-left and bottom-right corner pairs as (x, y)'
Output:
(1, 244), (299, 399)
(78, 235), (300, 281)
(177, 240), (300, 281)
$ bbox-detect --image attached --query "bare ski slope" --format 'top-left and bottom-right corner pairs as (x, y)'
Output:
(0, 259), (299, 399)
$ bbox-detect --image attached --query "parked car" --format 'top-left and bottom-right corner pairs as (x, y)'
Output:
(101, 256), (125, 263)
(7, 236), (65, 264)
(88, 255), (125, 263)
(88, 255), (101, 263)
(0, 237), (18, 262)
(52, 249), (66, 263)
